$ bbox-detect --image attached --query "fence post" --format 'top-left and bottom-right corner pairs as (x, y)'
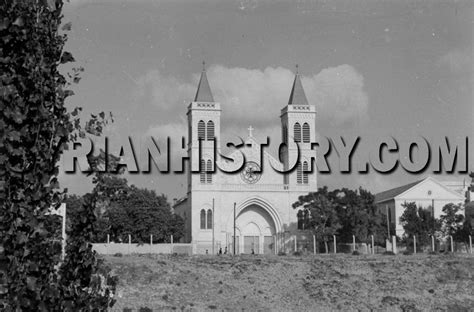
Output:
(150, 235), (153, 253)
(171, 235), (174, 254)
(392, 235), (397, 254)
(352, 235), (356, 252)
(273, 235), (276, 255)
(333, 235), (337, 254)
(128, 234), (131, 254)
(450, 235), (454, 253)
(431, 235), (435, 252)
(469, 235), (472, 254)
(107, 234), (110, 244)
(413, 235), (416, 254)
(313, 235), (316, 255)
(371, 235), (375, 254)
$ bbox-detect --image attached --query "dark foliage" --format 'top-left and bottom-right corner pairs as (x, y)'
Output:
(0, 1), (115, 310)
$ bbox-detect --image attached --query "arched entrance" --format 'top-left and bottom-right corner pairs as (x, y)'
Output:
(227, 200), (280, 254)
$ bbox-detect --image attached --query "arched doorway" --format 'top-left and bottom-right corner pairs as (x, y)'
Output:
(234, 204), (277, 254)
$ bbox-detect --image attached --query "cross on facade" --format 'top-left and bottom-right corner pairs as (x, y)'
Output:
(247, 125), (254, 137)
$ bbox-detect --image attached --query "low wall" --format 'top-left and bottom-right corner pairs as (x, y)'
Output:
(92, 243), (193, 255)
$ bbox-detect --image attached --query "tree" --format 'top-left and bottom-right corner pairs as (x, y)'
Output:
(0, 1), (115, 310)
(399, 202), (440, 248)
(439, 203), (464, 237)
(293, 187), (341, 253)
(454, 214), (473, 247)
(331, 187), (386, 245)
(107, 186), (184, 243)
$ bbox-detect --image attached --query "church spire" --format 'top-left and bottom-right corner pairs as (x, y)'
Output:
(288, 64), (308, 105)
(194, 61), (214, 102)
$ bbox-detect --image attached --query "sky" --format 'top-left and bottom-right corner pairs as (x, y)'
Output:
(59, 0), (474, 201)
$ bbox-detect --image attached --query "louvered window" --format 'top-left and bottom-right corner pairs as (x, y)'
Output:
(303, 161), (309, 184)
(294, 123), (301, 143)
(296, 161), (302, 184)
(302, 123), (310, 143)
(206, 159), (213, 183)
(207, 120), (214, 141)
(200, 159), (205, 183)
(198, 120), (206, 140)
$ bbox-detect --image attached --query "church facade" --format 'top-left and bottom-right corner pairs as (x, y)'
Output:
(173, 66), (317, 254)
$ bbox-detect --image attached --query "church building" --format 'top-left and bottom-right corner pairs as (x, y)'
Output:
(174, 65), (317, 254)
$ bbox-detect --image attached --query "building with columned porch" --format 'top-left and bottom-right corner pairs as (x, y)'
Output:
(173, 65), (317, 254)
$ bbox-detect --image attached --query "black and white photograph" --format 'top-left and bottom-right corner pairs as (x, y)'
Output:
(1, 0), (474, 311)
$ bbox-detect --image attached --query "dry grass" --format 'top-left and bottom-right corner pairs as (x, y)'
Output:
(105, 253), (474, 312)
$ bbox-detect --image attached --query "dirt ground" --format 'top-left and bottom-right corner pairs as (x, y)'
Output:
(105, 253), (474, 312)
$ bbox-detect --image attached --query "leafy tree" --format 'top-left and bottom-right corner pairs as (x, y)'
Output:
(107, 186), (184, 243)
(399, 202), (440, 248)
(439, 203), (464, 237)
(0, 1), (115, 310)
(293, 187), (341, 253)
(331, 187), (386, 244)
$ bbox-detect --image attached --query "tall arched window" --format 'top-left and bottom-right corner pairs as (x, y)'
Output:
(206, 159), (213, 183)
(200, 159), (205, 183)
(293, 123), (301, 143)
(198, 120), (206, 140)
(200, 209), (206, 229)
(302, 161), (309, 184)
(302, 123), (310, 143)
(296, 161), (302, 184)
(207, 120), (214, 141)
(207, 209), (213, 229)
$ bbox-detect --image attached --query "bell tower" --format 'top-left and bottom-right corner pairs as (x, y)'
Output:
(187, 62), (221, 193)
(280, 65), (317, 188)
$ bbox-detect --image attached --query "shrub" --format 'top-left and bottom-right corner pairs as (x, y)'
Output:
(278, 251), (287, 256)
(114, 253), (123, 257)
(403, 250), (413, 255)
(383, 251), (396, 256)
(352, 250), (360, 256)
(293, 251), (302, 256)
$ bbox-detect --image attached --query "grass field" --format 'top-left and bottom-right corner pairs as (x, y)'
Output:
(105, 253), (474, 312)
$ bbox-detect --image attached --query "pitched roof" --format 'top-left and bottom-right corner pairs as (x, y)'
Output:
(288, 73), (308, 105)
(374, 179), (424, 203)
(194, 69), (214, 102)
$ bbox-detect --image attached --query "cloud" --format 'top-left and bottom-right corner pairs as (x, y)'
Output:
(135, 71), (195, 113)
(136, 64), (369, 129)
(437, 49), (473, 74)
(146, 122), (187, 141)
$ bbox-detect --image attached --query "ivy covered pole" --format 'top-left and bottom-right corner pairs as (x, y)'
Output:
(1, 1), (116, 310)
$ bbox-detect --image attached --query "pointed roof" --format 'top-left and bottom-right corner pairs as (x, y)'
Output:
(374, 176), (465, 204)
(194, 63), (214, 102)
(374, 179), (424, 204)
(288, 66), (308, 105)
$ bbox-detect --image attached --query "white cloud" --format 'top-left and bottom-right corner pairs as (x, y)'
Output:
(135, 71), (195, 112)
(146, 122), (187, 140)
(136, 64), (369, 128)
